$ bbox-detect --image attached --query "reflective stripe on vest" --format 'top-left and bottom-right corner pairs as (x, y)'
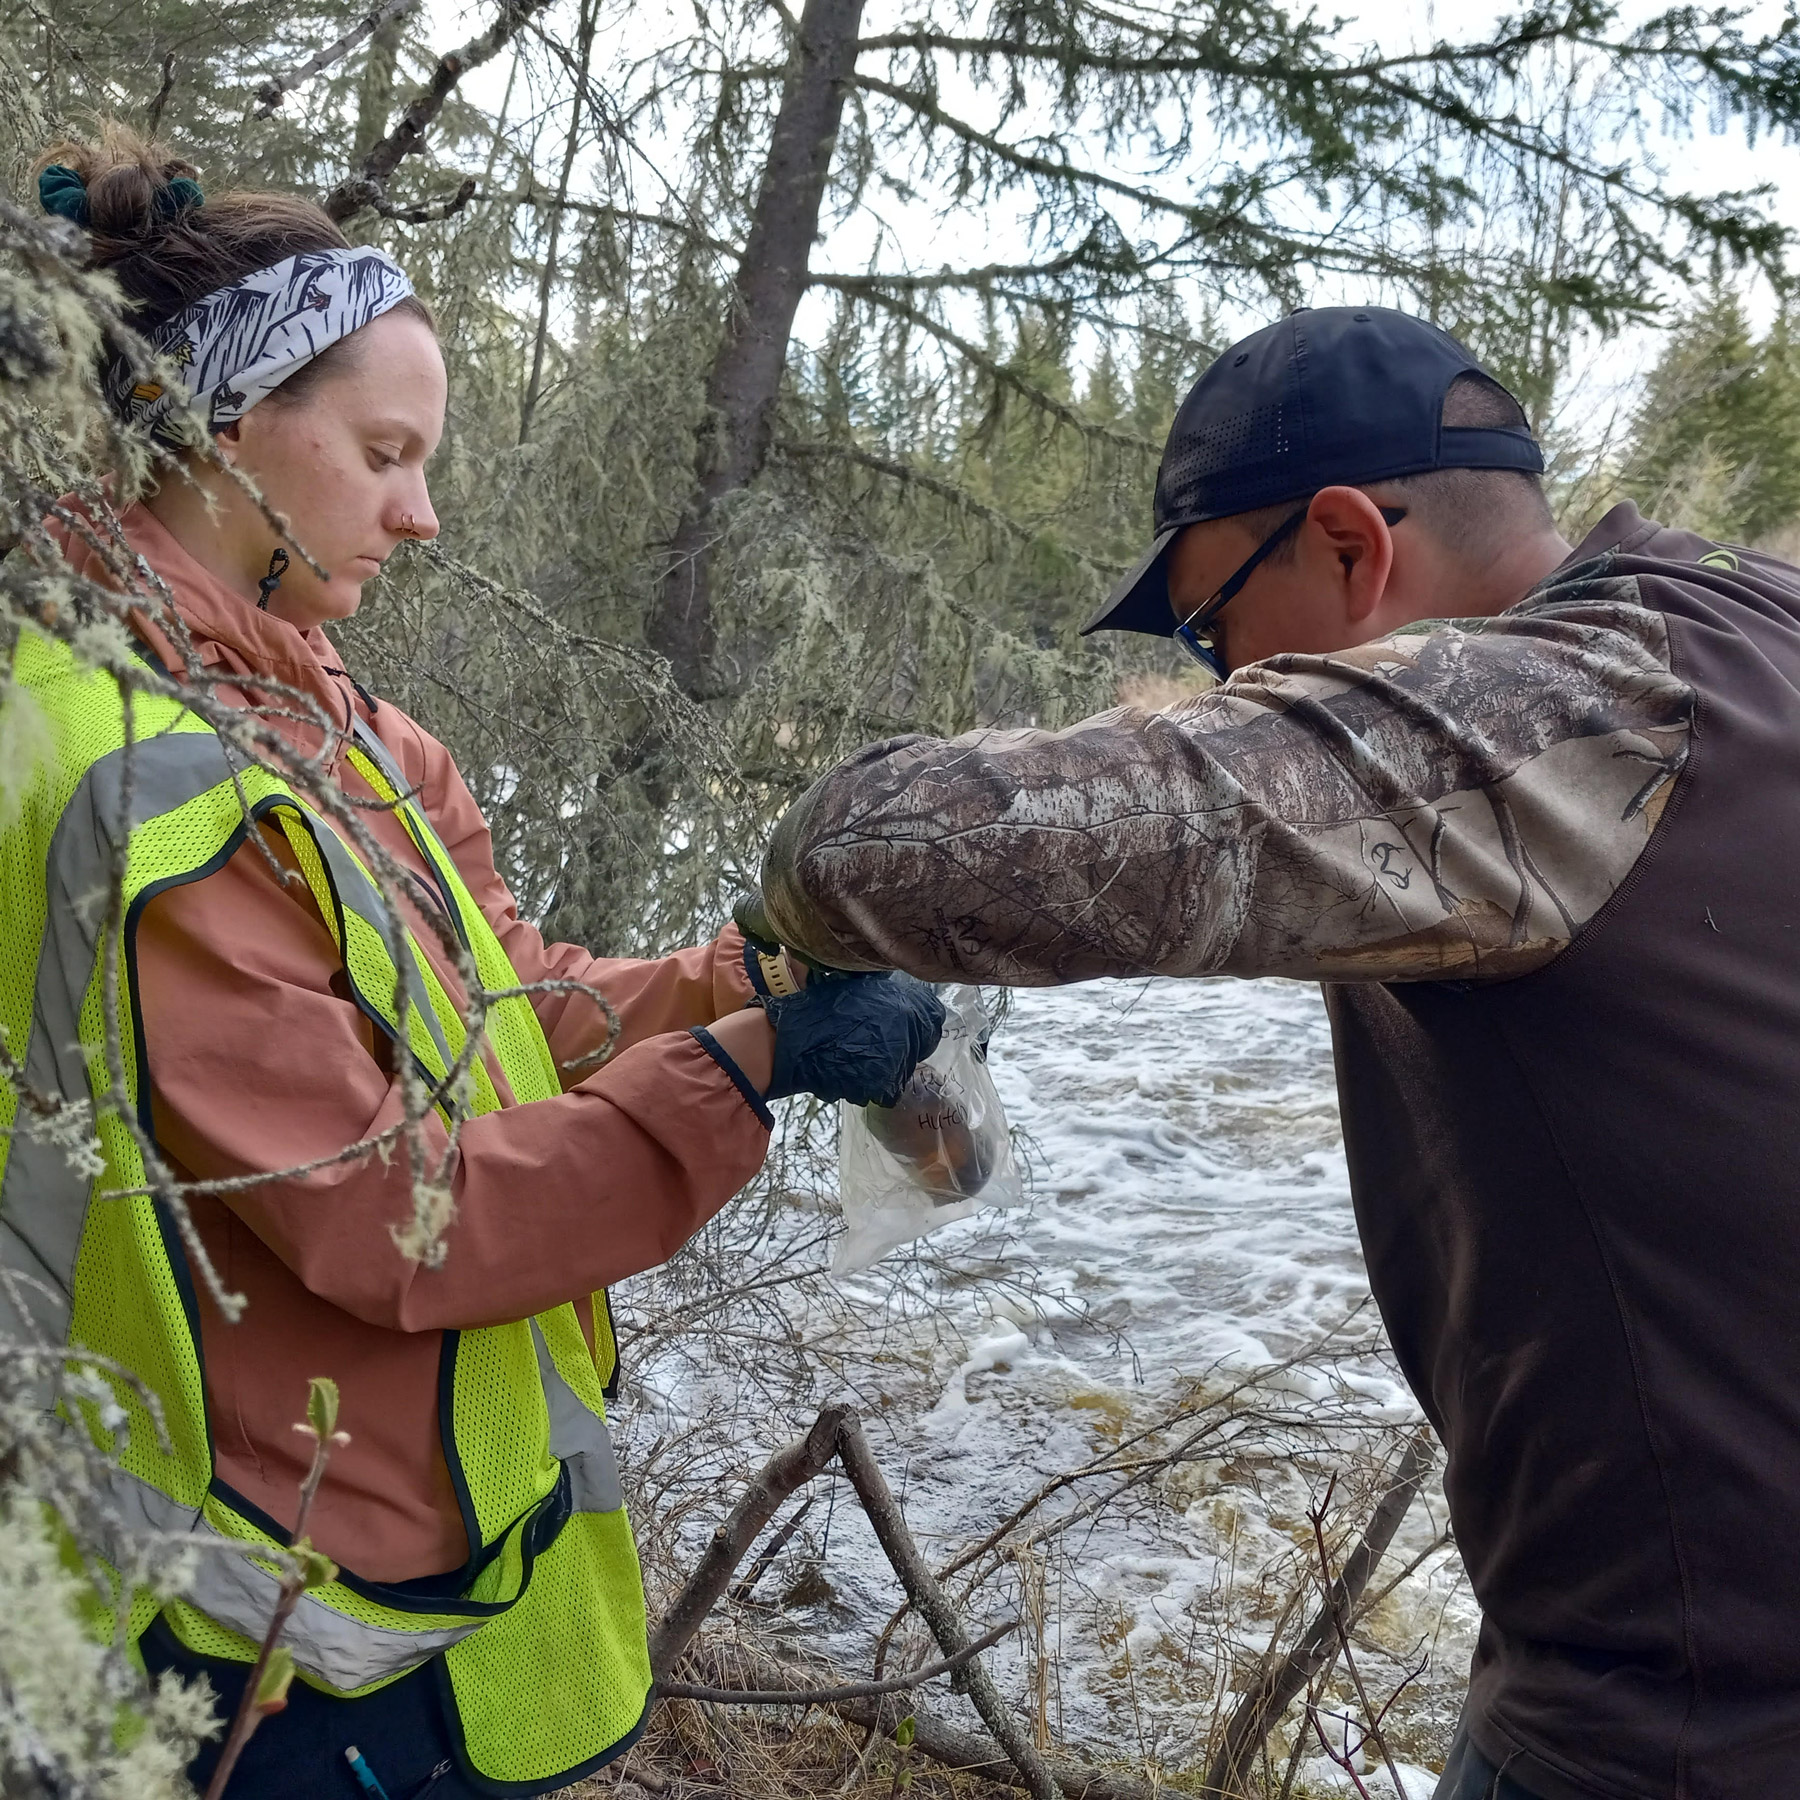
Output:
(1, 733), (236, 1349)
(1, 629), (651, 1782)
(86, 1451), (481, 1688)
(0, 733), (464, 1350)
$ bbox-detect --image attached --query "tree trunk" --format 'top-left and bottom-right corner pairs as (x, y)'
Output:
(647, 0), (867, 696)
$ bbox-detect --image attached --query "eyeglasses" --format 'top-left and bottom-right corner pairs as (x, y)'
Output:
(1172, 504), (1407, 681)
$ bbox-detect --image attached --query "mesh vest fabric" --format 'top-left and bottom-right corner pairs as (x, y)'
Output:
(0, 627), (650, 1790)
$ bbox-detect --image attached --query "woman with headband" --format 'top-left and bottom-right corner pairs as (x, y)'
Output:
(14, 125), (942, 1798)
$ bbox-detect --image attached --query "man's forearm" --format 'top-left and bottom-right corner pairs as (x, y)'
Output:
(761, 586), (1694, 988)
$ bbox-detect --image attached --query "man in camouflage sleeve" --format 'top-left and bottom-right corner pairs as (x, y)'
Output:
(761, 307), (1800, 1799)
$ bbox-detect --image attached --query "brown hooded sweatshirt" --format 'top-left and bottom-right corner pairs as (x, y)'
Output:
(52, 503), (767, 1584)
(762, 507), (1800, 1799)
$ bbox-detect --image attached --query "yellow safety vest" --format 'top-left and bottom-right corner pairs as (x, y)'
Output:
(0, 626), (652, 1789)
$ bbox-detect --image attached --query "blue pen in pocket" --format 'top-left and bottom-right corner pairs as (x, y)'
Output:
(344, 1745), (392, 1800)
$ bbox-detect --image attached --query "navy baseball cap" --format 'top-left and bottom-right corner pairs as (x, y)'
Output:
(1082, 306), (1545, 637)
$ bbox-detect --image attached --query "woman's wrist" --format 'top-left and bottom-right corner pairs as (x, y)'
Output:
(705, 1005), (777, 1095)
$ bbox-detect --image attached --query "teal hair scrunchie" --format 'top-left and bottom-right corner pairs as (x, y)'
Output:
(38, 164), (90, 227)
(156, 175), (205, 218)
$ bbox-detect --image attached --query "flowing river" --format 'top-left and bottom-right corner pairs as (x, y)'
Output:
(625, 976), (1474, 1794)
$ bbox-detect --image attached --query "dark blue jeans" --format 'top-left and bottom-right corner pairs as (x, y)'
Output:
(140, 1614), (481, 1800)
(1432, 1723), (1548, 1800)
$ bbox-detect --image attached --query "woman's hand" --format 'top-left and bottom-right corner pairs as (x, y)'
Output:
(760, 972), (945, 1107)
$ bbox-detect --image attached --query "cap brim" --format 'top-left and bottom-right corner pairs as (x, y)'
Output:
(1080, 527), (1182, 637)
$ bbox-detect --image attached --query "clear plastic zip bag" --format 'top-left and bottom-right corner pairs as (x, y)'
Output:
(833, 985), (1024, 1274)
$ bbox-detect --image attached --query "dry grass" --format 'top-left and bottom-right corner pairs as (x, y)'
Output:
(564, 1699), (1039, 1800)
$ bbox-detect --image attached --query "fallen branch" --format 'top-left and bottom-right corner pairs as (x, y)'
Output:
(649, 1404), (1059, 1797)
(657, 1614), (1019, 1704)
(648, 1403), (848, 1678)
(1203, 1427), (1436, 1798)
(255, 0), (419, 115)
(835, 1415), (1057, 1800)
(678, 1643), (1162, 1800)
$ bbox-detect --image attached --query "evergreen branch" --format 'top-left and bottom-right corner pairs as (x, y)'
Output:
(819, 237), (1266, 298)
(810, 279), (1174, 453)
(492, 202), (1228, 298)
(779, 437), (1133, 573)
(373, 175), (478, 222)
(846, 72), (1298, 267)
(1368, 69), (1794, 268)
(815, 241), (1160, 293)
(325, 0), (555, 220)
(13, 0), (94, 72)
(854, 14), (1575, 84)
(1592, 7), (1800, 132)
(254, 0), (419, 116)
(491, 190), (740, 258)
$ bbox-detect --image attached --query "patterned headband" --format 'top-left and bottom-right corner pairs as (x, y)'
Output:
(105, 247), (416, 450)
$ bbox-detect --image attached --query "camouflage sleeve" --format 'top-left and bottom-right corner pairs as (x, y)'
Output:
(758, 569), (1694, 986)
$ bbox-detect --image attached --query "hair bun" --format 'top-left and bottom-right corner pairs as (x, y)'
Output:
(28, 114), (392, 370)
(33, 124), (202, 241)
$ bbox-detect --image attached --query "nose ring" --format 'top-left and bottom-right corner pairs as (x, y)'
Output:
(401, 513), (416, 537)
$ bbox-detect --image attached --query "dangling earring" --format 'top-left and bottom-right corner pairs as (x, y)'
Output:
(257, 548), (289, 611)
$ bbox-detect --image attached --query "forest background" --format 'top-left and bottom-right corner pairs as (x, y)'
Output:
(7, 0), (1800, 1794)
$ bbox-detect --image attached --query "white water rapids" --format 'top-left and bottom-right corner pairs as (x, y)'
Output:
(623, 977), (1476, 1794)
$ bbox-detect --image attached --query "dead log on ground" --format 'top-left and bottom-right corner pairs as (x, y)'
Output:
(678, 1643), (1162, 1800)
(650, 1404), (1056, 1797)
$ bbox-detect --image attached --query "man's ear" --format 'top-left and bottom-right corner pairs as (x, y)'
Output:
(1305, 487), (1395, 627)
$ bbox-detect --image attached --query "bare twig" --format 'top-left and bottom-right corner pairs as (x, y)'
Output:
(255, 0), (419, 114)
(200, 1380), (350, 1800)
(729, 1492), (813, 1602)
(324, 0), (555, 220)
(1307, 1705), (1378, 1800)
(1205, 1428), (1435, 1797)
(519, 0), (596, 444)
(1307, 1467), (1418, 1800)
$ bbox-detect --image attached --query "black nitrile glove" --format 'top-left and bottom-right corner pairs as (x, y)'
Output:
(762, 972), (945, 1107)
